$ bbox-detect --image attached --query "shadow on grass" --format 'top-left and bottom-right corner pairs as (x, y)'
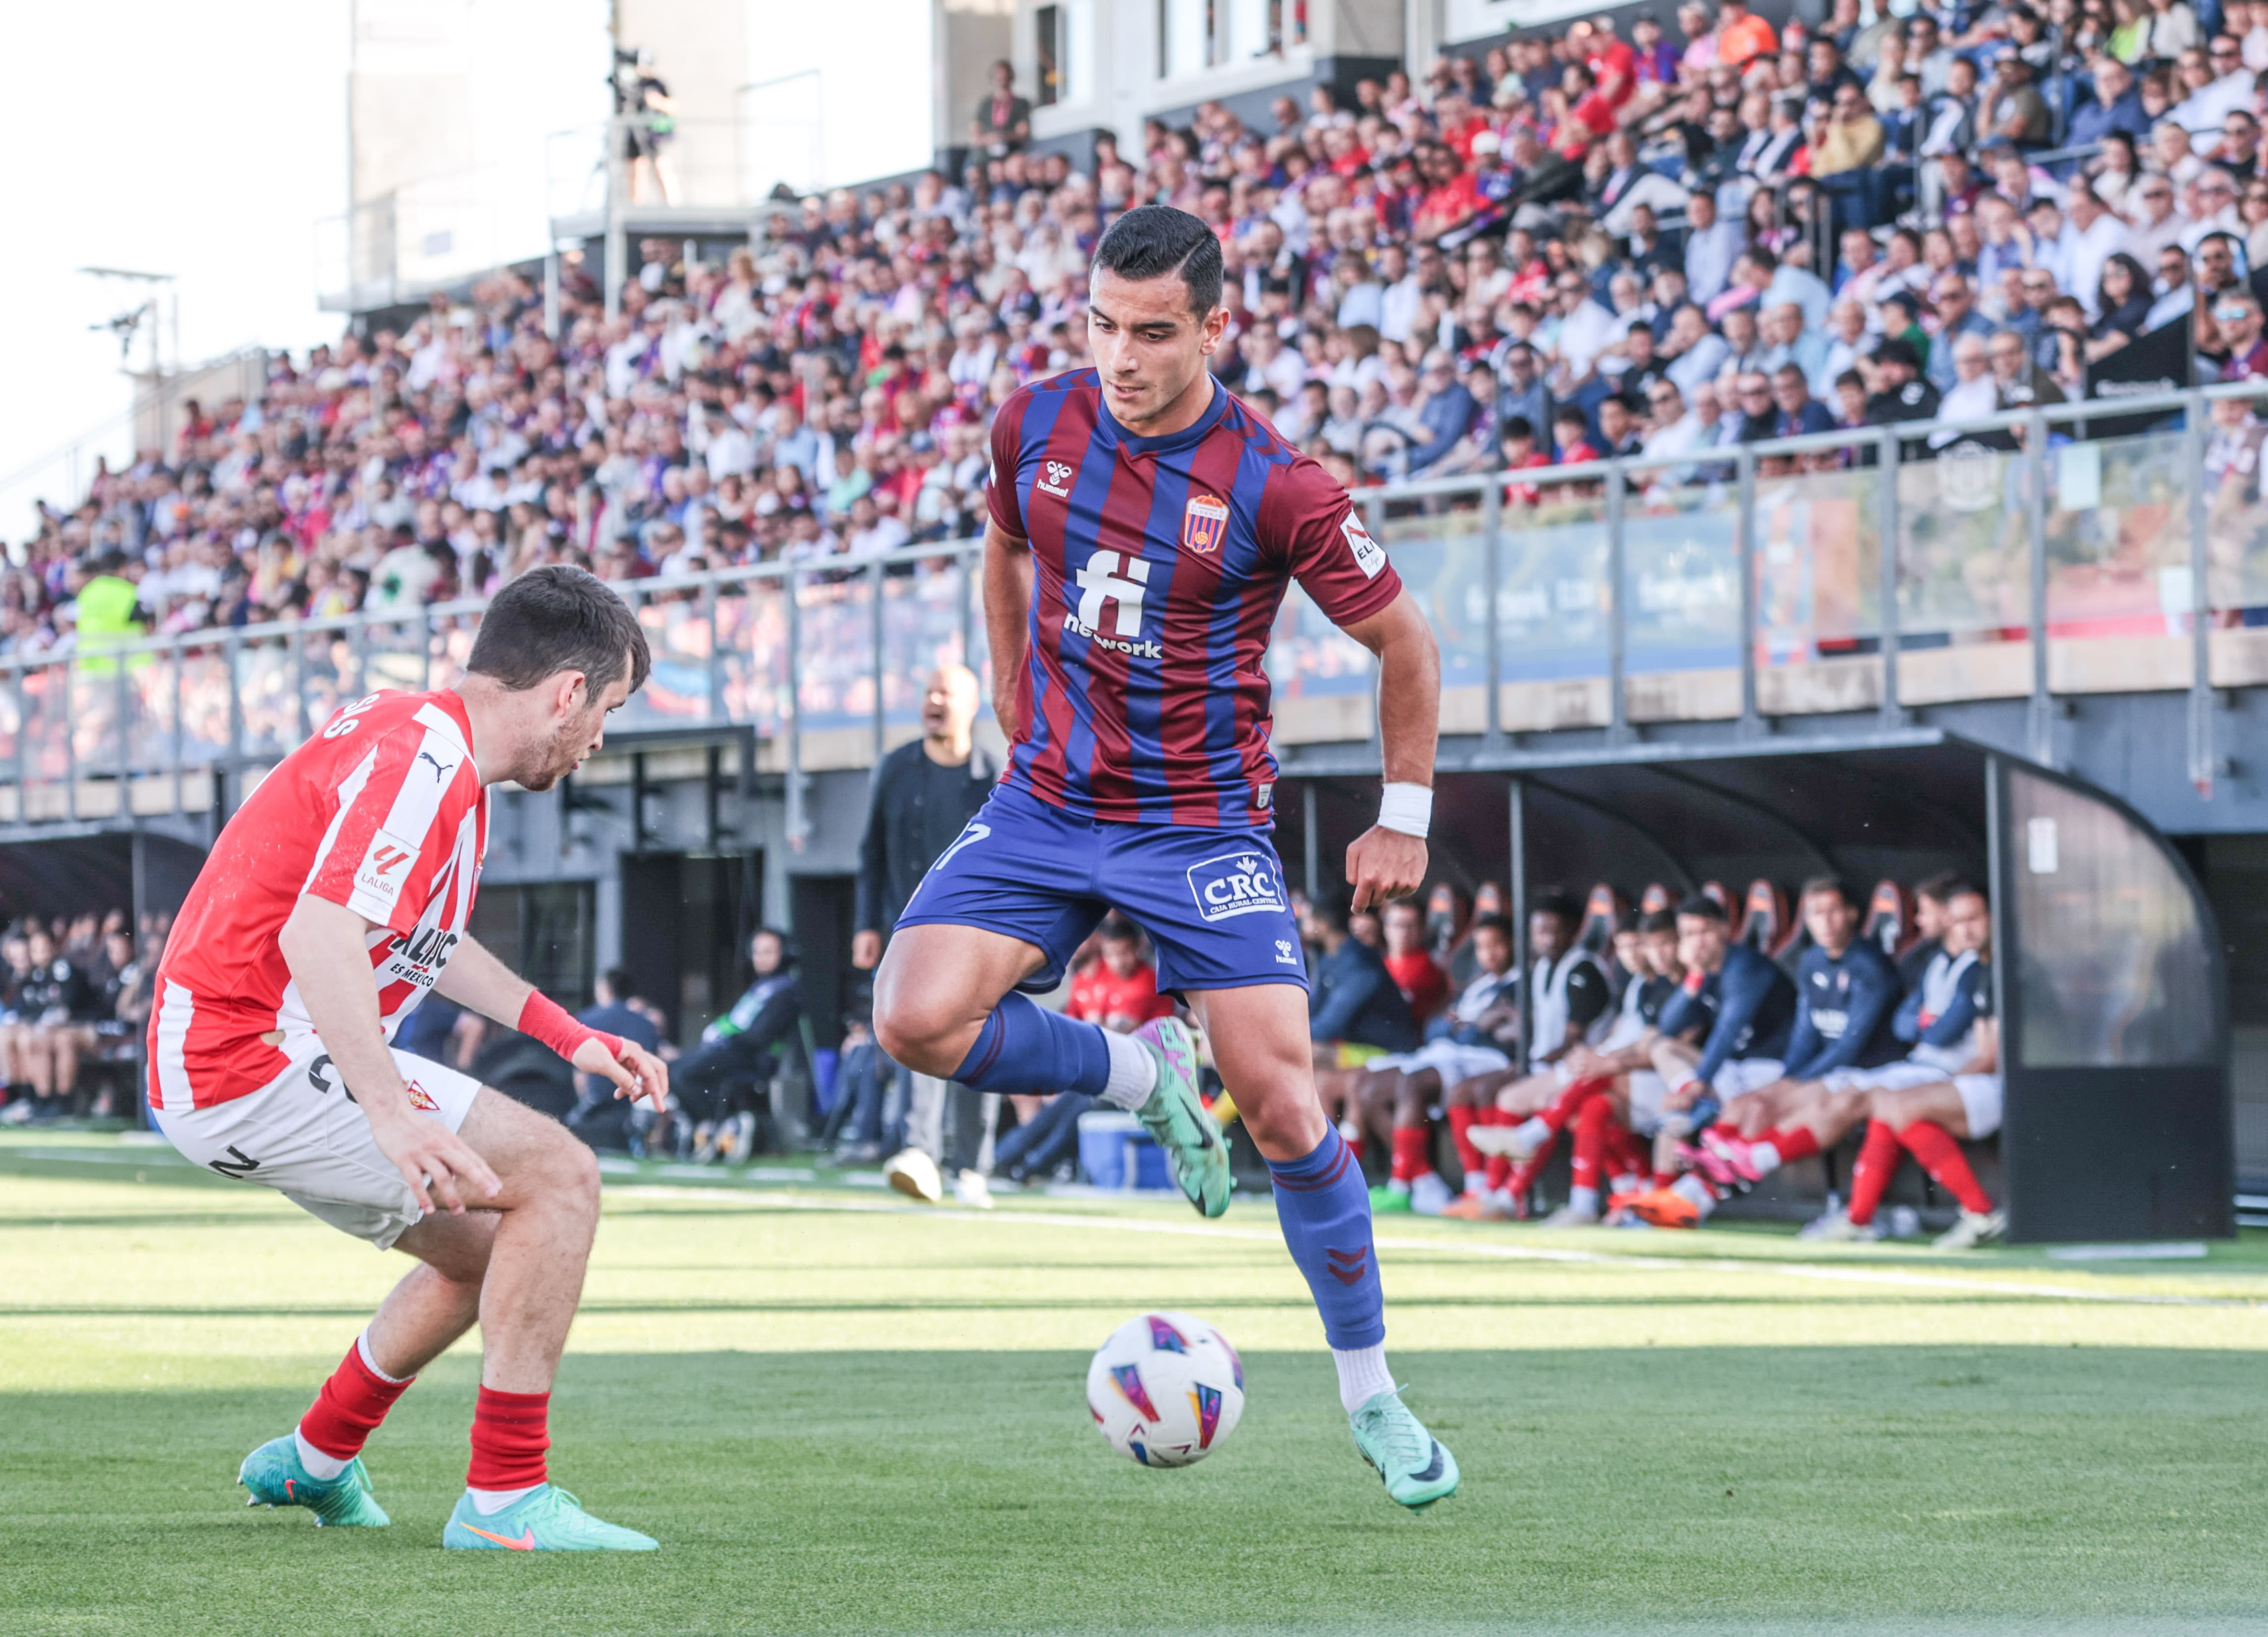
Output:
(3, 1346), (2266, 1636)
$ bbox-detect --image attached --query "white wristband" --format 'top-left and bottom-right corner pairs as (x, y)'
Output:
(1377, 781), (1432, 838)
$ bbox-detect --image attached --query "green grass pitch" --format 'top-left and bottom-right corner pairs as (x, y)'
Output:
(5, 1134), (2268, 1636)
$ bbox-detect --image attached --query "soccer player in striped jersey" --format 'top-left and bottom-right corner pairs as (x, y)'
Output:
(872, 205), (1458, 1507)
(148, 567), (670, 1550)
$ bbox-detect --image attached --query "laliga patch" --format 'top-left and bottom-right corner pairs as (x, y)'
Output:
(352, 827), (422, 907)
(1181, 490), (1230, 554)
(1341, 513), (1386, 578)
(1186, 849), (1287, 923)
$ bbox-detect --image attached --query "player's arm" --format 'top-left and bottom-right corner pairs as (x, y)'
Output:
(278, 895), (500, 1216)
(983, 516), (1033, 737)
(434, 936), (666, 1112)
(1338, 588), (1441, 911)
(1957, 1015), (2000, 1075)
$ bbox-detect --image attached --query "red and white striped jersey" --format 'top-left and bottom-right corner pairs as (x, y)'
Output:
(149, 689), (488, 1112)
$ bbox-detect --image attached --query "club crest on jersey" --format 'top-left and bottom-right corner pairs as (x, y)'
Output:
(1036, 459), (1075, 498)
(403, 1079), (442, 1113)
(1187, 849), (1286, 923)
(1181, 490), (1230, 554)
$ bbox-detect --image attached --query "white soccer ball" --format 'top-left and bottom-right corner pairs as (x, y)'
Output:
(1085, 1310), (1245, 1467)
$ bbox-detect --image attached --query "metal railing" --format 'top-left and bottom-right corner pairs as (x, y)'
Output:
(8, 378), (2267, 836)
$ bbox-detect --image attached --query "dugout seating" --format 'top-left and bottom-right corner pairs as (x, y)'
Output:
(1737, 878), (1795, 960)
(1576, 884), (1626, 955)
(1863, 879), (1917, 958)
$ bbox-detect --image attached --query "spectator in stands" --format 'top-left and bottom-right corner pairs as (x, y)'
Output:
(1367, 913), (1521, 1216)
(1380, 899), (1448, 1025)
(851, 663), (1000, 1208)
(565, 967), (668, 1153)
(0, 926), (100, 1124)
(1305, 894), (1421, 1133)
(971, 60), (1032, 156)
(663, 928), (803, 1164)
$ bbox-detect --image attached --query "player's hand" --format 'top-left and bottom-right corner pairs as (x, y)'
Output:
(577, 1035), (670, 1113)
(368, 1103), (501, 1217)
(1345, 825), (1428, 912)
(851, 929), (883, 970)
(1663, 1076), (1702, 1112)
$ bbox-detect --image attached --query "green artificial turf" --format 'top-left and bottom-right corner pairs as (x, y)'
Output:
(3, 1138), (2268, 1636)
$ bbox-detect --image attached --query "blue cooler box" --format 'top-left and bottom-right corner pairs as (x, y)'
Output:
(1076, 1110), (1174, 1191)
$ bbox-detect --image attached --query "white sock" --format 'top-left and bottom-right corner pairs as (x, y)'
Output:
(1672, 1173), (1718, 1218)
(1331, 1343), (1395, 1415)
(1512, 1115), (1549, 1150)
(1097, 1029), (1160, 1110)
(356, 1328), (411, 1385)
(1751, 1142), (1784, 1175)
(1385, 1176), (1412, 1195)
(467, 1483), (544, 1514)
(1568, 1184), (1599, 1216)
(293, 1429), (352, 1481)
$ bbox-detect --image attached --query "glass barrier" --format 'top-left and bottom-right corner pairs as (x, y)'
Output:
(714, 576), (788, 740)
(126, 647), (177, 773)
(1498, 485), (1611, 686)
(626, 589), (714, 727)
(70, 662), (121, 781)
(300, 625), (364, 732)
(236, 636), (298, 762)
(2005, 763), (2215, 1065)
(2205, 399), (2268, 621)
(20, 663), (69, 785)
(1754, 459), (1884, 707)
(1376, 506), (1489, 695)
(1624, 472), (1740, 690)
(428, 611), (481, 698)
(2043, 430), (2192, 639)
(1897, 439), (2027, 642)
(793, 570), (877, 734)
(879, 561), (971, 730)
(364, 618), (429, 694)
(178, 642), (235, 766)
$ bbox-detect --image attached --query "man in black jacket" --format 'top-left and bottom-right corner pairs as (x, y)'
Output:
(851, 664), (1002, 1205)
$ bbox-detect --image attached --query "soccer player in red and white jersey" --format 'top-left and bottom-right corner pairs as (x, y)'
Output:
(148, 566), (670, 1551)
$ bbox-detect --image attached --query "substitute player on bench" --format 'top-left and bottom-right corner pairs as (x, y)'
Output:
(147, 567), (669, 1551)
(872, 205), (1457, 1507)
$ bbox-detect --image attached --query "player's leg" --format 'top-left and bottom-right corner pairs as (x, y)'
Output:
(1698, 1079), (1867, 1187)
(1372, 1068), (1452, 1215)
(1188, 982), (1457, 1506)
(874, 921), (1227, 1216)
(50, 1022), (84, 1102)
(1870, 1078), (2005, 1247)
(1543, 1088), (1627, 1225)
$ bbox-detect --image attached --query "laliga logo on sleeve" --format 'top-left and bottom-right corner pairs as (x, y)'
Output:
(1341, 513), (1386, 579)
(353, 828), (421, 906)
(1187, 850), (1287, 923)
(1181, 490), (1229, 554)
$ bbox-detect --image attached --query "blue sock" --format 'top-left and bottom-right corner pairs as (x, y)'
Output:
(949, 991), (1112, 1097)
(1268, 1130), (1385, 1350)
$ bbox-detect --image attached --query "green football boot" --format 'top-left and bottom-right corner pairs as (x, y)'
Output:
(1370, 1183), (1414, 1213)
(443, 1485), (658, 1551)
(1129, 1016), (1232, 1219)
(1350, 1389), (1460, 1509)
(238, 1434), (391, 1527)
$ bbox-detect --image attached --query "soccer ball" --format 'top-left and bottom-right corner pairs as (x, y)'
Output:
(1085, 1311), (1244, 1467)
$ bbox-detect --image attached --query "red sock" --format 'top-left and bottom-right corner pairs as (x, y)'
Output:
(1847, 1119), (1903, 1226)
(1604, 1121), (1646, 1179)
(1390, 1125), (1432, 1184)
(1484, 1153), (1512, 1192)
(1505, 1147), (1550, 1202)
(466, 1386), (550, 1493)
(1768, 1126), (1821, 1165)
(1540, 1076), (1607, 1135)
(298, 1337), (413, 1461)
(1446, 1106), (1483, 1177)
(1570, 1094), (1614, 1190)
(1899, 1120), (1993, 1214)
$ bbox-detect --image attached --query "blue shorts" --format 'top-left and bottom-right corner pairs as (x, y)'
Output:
(895, 784), (1310, 996)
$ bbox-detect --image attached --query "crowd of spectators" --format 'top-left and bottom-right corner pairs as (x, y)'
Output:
(14, 0), (2268, 661)
(0, 910), (161, 1123)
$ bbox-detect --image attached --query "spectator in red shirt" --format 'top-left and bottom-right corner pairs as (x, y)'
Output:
(1381, 900), (1449, 1025)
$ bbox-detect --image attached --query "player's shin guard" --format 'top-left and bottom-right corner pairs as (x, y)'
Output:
(1897, 1120), (1993, 1214)
(1267, 1129), (1386, 1351)
(298, 1334), (413, 1466)
(949, 991), (1113, 1099)
(1847, 1119), (1904, 1226)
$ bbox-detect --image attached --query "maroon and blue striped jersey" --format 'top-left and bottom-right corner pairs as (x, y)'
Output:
(986, 369), (1402, 828)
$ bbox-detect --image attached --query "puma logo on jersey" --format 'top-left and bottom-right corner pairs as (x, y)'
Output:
(417, 751), (455, 783)
(1036, 459), (1076, 497)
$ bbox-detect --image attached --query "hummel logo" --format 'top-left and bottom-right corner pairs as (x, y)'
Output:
(417, 750), (454, 782)
(1275, 938), (1300, 966)
(1326, 1246), (1370, 1286)
(1037, 459), (1075, 497)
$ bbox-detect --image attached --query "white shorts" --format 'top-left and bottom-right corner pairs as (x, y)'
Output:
(1713, 1058), (1786, 1101)
(151, 1045), (484, 1250)
(1369, 1040), (1514, 1090)
(1820, 1061), (2003, 1140)
(1626, 1069), (1670, 1136)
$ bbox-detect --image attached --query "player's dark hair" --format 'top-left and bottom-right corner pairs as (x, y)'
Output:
(1532, 891), (1580, 925)
(1676, 893), (1728, 923)
(1309, 895), (1354, 932)
(1915, 870), (1961, 905)
(1471, 913), (1513, 940)
(467, 565), (650, 698)
(1099, 914), (1142, 943)
(1937, 878), (1987, 905)
(1638, 909), (1679, 935)
(1093, 205), (1224, 318)
(1800, 874), (1859, 908)
(603, 966), (638, 1001)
